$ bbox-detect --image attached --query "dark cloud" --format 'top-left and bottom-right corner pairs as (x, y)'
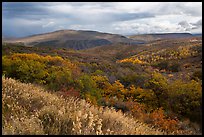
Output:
(3, 3), (153, 21)
(3, 2), (50, 19)
(178, 19), (202, 32)
(178, 21), (192, 31)
(191, 19), (202, 29)
(112, 13), (154, 21)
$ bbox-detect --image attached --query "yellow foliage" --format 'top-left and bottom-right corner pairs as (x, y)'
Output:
(118, 57), (146, 64)
(91, 75), (111, 90)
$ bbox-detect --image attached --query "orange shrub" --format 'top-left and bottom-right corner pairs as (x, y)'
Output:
(149, 108), (179, 132)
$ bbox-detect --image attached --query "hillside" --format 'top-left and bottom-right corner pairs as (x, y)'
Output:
(4, 31), (198, 50)
(2, 35), (202, 135)
(127, 33), (194, 43)
(3, 30), (137, 50)
(2, 77), (165, 135)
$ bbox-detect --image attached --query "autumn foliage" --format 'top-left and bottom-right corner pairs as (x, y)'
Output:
(2, 46), (202, 135)
(2, 53), (80, 91)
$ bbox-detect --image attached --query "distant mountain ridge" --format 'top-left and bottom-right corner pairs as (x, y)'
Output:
(127, 33), (195, 42)
(3, 30), (137, 50)
(3, 30), (200, 50)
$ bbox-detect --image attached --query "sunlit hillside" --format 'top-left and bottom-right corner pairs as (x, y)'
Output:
(3, 77), (167, 135)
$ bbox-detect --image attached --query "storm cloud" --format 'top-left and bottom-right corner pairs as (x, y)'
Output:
(2, 2), (202, 37)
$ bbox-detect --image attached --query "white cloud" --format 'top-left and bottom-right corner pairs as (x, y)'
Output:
(69, 24), (96, 30)
(42, 21), (55, 28)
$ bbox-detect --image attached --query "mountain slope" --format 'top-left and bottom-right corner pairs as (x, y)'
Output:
(3, 30), (136, 50)
(127, 33), (193, 43)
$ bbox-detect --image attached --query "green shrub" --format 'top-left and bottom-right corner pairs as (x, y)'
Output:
(191, 70), (202, 80)
(153, 61), (169, 70)
(168, 80), (202, 124)
(145, 72), (168, 108)
(168, 63), (181, 72)
(78, 74), (102, 104)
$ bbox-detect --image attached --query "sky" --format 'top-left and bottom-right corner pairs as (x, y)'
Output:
(2, 2), (202, 38)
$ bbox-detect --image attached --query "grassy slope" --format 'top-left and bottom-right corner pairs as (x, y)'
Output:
(2, 77), (165, 135)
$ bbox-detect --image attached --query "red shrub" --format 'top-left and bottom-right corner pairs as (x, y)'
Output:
(60, 87), (80, 97)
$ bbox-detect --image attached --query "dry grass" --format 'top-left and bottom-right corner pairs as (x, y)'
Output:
(2, 77), (167, 135)
(3, 76), (201, 135)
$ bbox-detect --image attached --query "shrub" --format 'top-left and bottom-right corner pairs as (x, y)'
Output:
(153, 61), (169, 70)
(91, 75), (111, 90)
(145, 72), (168, 108)
(78, 74), (102, 104)
(149, 108), (179, 132)
(2, 77), (166, 135)
(120, 73), (149, 88)
(191, 70), (202, 80)
(2, 53), (80, 92)
(167, 80), (202, 124)
(168, 63), (181, 72)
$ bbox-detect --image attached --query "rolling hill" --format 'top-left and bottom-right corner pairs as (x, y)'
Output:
(127, 33), (194, 43)
(4, 30), (199, 50)
(3, 30), (138, 50)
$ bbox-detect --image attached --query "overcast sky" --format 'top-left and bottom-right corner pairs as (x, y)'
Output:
(2, 2), (202, 37)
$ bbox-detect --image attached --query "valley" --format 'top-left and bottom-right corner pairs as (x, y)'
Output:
(2, 30), (202, 135)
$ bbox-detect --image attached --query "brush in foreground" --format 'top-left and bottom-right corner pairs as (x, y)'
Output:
(2, 77), (166, 135)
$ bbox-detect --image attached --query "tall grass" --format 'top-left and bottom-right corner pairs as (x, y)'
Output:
(2, 77), (166, 135)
